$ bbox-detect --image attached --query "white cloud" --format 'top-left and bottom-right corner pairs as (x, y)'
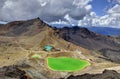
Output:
(108, 4), (120, 14)
(1, 0), (119, 28)
(49, 0), (120, 28)
(107, 0), (120, 4)
(85, 5), (92, 10)
(0, 0), (92, 22)
(73, 0), (92, 7)
(77, 3), (120, 28)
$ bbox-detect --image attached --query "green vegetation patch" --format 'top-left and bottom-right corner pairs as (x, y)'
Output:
(31, 54), (41, 59)
(47, 57), (90, 72)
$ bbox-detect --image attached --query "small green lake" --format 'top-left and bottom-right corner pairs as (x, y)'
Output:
(47, 57), (90, 72)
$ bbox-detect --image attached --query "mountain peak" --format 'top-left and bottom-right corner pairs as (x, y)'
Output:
(0, 18), (50, 36)
(79, 27), (97, 37)
(26, 17), (44, 24)
(29, 17), (41, 21)
(58, 26), (97, 38)
(80, 27), (90, 33)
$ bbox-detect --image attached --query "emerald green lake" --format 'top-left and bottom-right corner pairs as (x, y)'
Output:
(47, 57), (90, 72)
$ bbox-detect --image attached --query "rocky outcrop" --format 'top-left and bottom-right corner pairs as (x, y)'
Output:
(65, 70), (120, 79)
(0, 65), (31, 79)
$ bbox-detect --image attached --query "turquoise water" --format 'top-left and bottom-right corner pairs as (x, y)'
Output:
(44, 45), (53, 51)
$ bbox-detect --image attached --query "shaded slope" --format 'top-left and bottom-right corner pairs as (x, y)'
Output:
(55, 26), (120, 63)
(99, 49), (120, 63)
(56, 26), (120, 50)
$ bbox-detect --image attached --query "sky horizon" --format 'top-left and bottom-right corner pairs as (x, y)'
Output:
(0, 0), (120, 28)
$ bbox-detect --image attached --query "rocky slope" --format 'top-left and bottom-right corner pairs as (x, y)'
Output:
(0, 18), (120, 79)
(65, 70), (120, 79)
(54, 26), (120, 63)
(0, 18), (91, 79)
(0, 17), (49, 36)
(1, 18), (120, 51)
(56, 26), (120, 50)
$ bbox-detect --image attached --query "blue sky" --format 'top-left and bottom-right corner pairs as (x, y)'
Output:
(90, 0), (110, 16)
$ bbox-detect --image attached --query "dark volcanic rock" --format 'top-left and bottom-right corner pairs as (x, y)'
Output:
(0, 65), (30, 79)
(65, 70), (120, 79)
(99, 49), (120, 63)
(56, 26), (120, 50)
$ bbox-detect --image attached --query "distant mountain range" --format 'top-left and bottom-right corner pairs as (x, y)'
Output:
(51, 24), (120, 36)
(1, 21), (120, 36)
(87, 27), (120, 36)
